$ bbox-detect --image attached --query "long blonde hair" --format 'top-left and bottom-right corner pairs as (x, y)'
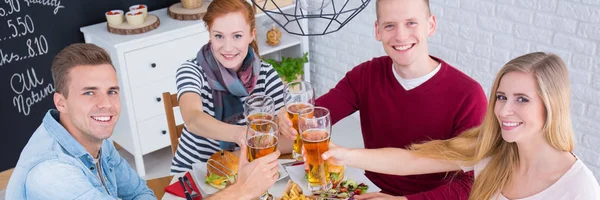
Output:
(410, 52), (574, 200)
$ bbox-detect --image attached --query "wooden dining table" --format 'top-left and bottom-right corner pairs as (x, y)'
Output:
(160, 154), (294, 200)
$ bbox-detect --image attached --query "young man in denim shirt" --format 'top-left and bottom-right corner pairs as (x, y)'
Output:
(6, 43), (283, 200)
(5, 43), (156, 199)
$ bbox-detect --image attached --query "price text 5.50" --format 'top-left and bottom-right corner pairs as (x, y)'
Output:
(6, 15), (35, 38)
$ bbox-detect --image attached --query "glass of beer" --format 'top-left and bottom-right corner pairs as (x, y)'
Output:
(246, 119), (279, 200)
(298, 106), (331, 193)
(284, 81), (315, 161)
(244, 94), (275, 123)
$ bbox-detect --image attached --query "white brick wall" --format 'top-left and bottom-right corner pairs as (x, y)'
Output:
(308, 0), (600, 181)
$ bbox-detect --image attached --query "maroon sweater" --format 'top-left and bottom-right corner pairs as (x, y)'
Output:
(316, 56), (487, 200)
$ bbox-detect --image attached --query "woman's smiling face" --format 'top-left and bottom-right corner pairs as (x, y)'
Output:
(494, 72), (546, 143)
(209, 11), (256, 71)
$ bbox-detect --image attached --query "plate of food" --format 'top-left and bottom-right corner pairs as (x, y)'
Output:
(284, 164), (380, 198)
(191, 150), (290, 195)
(280, 179), (310, 200)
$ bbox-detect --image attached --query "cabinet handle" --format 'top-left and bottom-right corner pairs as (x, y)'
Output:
(151, 63), (157, 68)
(156, 97), (161, 102)
(162, 130), (167, 135)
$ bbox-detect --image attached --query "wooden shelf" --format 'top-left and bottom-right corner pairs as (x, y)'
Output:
(258, 30), (301, 56)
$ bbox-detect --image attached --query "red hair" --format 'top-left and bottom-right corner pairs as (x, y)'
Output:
(203, 0), (260, 55)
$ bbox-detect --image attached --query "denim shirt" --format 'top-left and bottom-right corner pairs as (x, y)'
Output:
(5, 110), (156, 200)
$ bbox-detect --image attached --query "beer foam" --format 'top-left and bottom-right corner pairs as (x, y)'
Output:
(246, 134), (279, 149)
(286, 102), (312, 114)
(301, 129), (330, 142)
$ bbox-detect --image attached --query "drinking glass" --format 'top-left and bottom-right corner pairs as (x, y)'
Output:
(298, 106), (332, 194)
(246, 119), (279, 200)
(244, 94), (275, 123)
(284, 81), (315, 161)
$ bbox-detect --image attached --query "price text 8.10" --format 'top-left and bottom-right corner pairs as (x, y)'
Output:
(26, 35), (48, 58)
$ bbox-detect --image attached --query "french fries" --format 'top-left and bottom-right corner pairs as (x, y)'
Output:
(281, 180), (309, 200)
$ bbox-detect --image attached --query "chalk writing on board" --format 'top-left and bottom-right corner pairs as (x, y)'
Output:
(22, 0), (65, 15)
(25, 35), (49, 58)
(0, 49), (20, 67)
(0, 0), (20, 17)
(11, 68), (55, 116)
(5, 15), (36, 39)
(0, 34), (50, 66)
(2, 0), (56, 116)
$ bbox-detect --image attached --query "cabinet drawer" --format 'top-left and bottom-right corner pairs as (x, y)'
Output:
(138, 112), (183, 154)
(124, 32), (209, 87)
(131, 76), (177, 121)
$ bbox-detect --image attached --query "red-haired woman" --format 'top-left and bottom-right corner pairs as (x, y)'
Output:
(171, 0), (291, 182)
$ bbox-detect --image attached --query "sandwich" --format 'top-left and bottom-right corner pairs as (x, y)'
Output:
(205, 150), (239, 189)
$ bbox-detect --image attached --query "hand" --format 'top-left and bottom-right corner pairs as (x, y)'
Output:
(234, 125), (247, 148)
(233, 144), (281, 199)
(277, 107), (297, 140)
(321, 143), (352, 166)
(354, 192), (407, 200)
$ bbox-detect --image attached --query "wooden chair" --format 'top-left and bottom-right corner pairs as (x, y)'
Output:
(162, 92), (184, 156)
(146, 175), (174, 199)
(0, 168), (14, 190)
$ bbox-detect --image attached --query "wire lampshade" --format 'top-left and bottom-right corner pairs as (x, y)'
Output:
(252, 0), (372, 36)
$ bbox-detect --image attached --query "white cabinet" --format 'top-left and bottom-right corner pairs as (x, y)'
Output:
(80, 8), (207, 176)
(80, 5), (310, 176)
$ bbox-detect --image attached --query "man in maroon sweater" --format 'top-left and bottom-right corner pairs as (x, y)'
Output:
(278, 0), (487, 199)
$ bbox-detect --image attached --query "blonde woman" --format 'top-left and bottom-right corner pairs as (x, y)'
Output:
(324, 52), (600, 200)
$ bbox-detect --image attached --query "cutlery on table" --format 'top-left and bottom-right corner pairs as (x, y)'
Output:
(178, 177), (193, 200)
(183, 175), (200, 199)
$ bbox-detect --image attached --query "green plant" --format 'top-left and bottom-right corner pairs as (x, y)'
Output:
(265, 52), (309, 83)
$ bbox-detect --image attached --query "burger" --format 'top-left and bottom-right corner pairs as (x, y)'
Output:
(205, 150), (239, 189)
(329, 164), (345, 188)
(303, 164), (345, 188)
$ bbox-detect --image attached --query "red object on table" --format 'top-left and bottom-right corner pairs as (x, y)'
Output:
(165, 172), (203, 200)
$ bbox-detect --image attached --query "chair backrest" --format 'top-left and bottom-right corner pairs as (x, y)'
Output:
(146, 175), (174, 199)
(162, 92), (184, 156)
(0, 168), (14, 190)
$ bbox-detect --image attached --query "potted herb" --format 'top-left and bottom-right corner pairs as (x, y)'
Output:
(265, 52), (309, 83)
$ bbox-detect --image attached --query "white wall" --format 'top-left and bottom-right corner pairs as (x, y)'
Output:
(309, 0), (600, 180)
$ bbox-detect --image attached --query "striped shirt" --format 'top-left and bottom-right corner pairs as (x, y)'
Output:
(171, 59), (285, 174)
